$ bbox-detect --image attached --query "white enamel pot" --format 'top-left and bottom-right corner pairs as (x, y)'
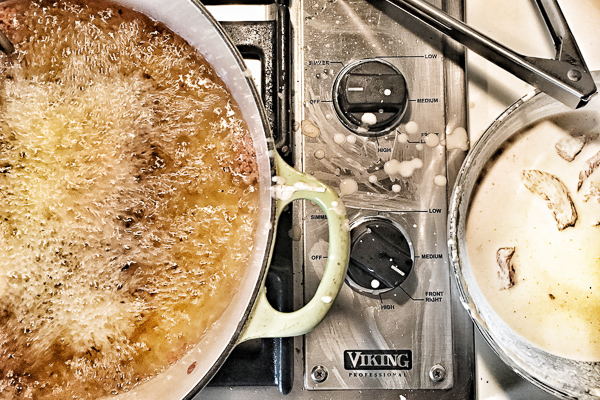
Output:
(448, 72), (600, 399)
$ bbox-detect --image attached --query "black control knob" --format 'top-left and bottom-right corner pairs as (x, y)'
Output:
(333, 59), (408, 136)
(346, 216), (414, 295)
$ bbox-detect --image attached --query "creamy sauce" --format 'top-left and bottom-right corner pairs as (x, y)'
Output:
(339, 178), (358, 197)
(384, 158), (423, 179)
(314, 148), (326, 160)
(301, 119), (320, 138)
(424, 133), (440, 147)
(466, 119), (600, 361)
(447, 127), (469, 151)
(433, 175), (447, 186)
(0, 1), (259, 398)
(396, 132), (409, 144)
(333, 133), (346, 144)
(360, 112), (377, 126)
(404, 120), (419, 135)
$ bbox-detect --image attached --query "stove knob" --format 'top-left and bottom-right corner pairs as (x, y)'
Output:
(333, 59), (408, 136)
(346, 216), (413, 295)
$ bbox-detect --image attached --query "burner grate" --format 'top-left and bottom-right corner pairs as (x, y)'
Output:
(205, 9), (294, 395)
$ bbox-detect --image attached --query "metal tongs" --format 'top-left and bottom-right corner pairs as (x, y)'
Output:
(385, 0), (597, 109)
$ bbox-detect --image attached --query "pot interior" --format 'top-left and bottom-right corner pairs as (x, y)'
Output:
(0, 0), (275, 398)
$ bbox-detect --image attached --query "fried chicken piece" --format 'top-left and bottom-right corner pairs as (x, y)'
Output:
(496, 247), (516, 289)
(583, 184), (600, 226)
(523, 170), (577, 230)
(577, 150), (600, 191)
(555, 135), (586, 162)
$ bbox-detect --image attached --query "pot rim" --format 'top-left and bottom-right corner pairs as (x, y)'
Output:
(181, 1), (278, 396)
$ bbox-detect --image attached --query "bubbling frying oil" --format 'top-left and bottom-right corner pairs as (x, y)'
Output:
(0, 1), (260, 398)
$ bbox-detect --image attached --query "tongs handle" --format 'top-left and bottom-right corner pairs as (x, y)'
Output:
(385, 0), (597, 109)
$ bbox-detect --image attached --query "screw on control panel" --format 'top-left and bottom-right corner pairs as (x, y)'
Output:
(429, 364), (446, 382)
(311, 365), (329, 383)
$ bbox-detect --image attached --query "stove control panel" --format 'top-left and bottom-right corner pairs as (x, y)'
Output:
(333, 59), (408, 136)
(296, 0), (471, 395)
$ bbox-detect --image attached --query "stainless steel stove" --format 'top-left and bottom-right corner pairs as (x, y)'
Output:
(200, 0), (474, 398)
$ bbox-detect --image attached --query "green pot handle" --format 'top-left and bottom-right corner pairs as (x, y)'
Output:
(238, 152), (350, 342)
